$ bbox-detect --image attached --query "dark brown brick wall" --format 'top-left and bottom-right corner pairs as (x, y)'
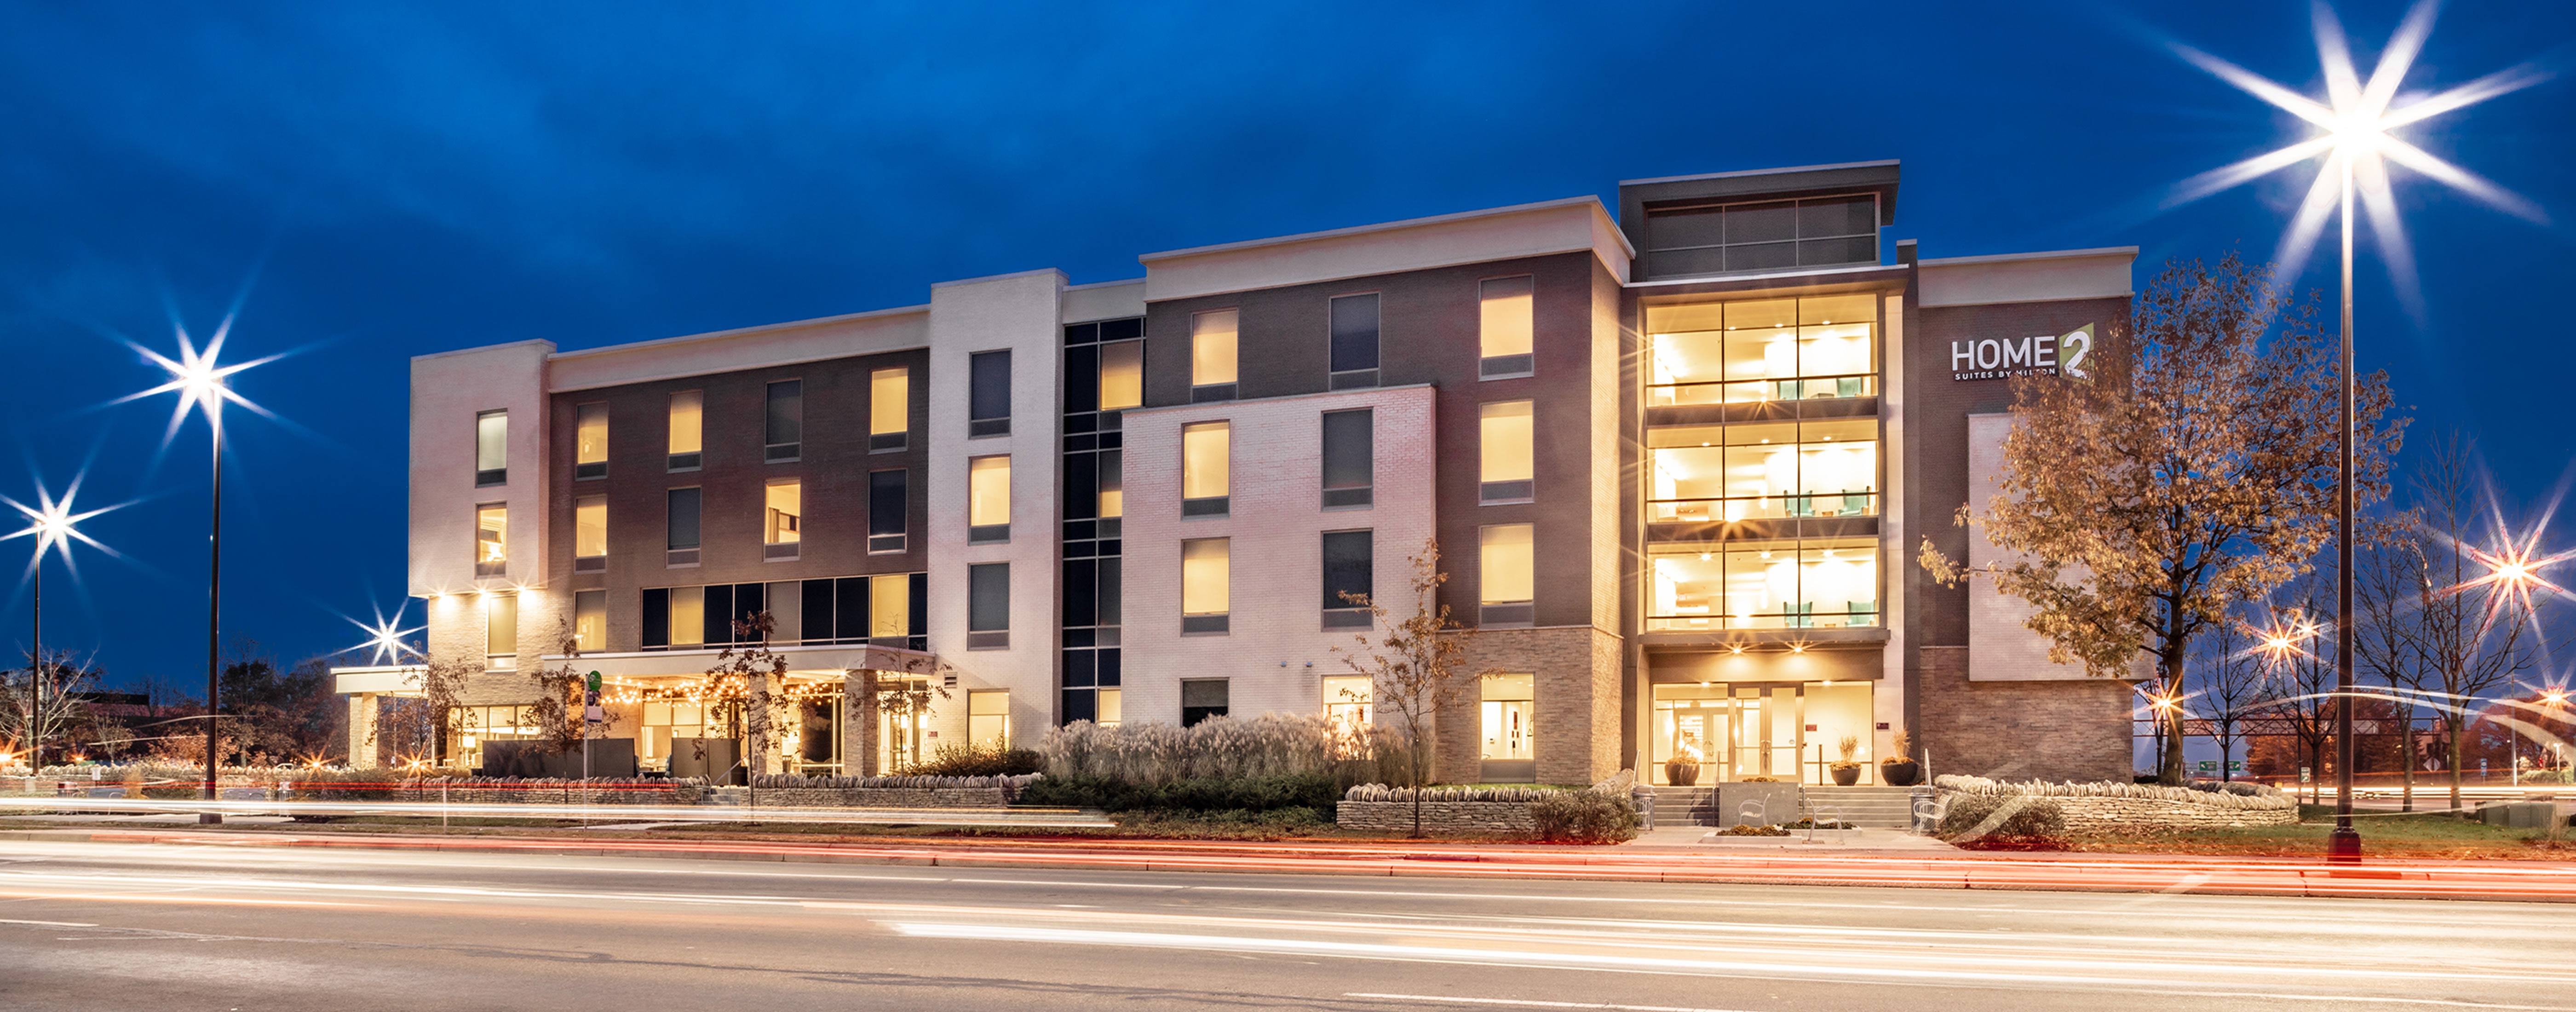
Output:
(1142, 251), (1612, 630)
(1915, 646), (2133, 782)
(546, 348), (929, 651)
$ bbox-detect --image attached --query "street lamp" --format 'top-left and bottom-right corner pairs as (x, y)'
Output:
(2175, 0), (2546, 862)
(1, 480), (119, 775)
(126, 326), (270, 822)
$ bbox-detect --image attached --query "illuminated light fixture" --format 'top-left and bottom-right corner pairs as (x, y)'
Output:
(1699, 552), (1713, 562)
(1789, 643), (1807, 654)
(1727, 644), (1744, 655)
(344, 602), (425, 667)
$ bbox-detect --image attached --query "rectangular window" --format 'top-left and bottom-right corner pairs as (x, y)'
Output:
(1329, 293), (1380, 388)
(575, 495), (607, 572)
(765, 380), (802, 462)
(1180, 421), (1230, 517)
(666, 487), (702, 566)
(968, 455), (1011, 543)
(1097, 449), (1124, 519)
(474, 503), (507, 576)
(1478, 276), (1534, 378)
(1321, 408), (1372, 508)
(475, 410), (508, 486)
(1096, 687), (1124, 727)
(1642, 295), (1877, 407)
(575, 403), (608, 480)
(1480, 673), (1536, 778)
(669, 585), (706, 647)
(1180, 678), (1229, 727)
(764, 479), (801, 560)
(868, 469), (907, 553)
(1479, 523), (1534, 626)
(967, 563), (1010, 649)
(868, 573), (910, 639)
(1645, 538), (1877, 631)
(1180, 538), (1229, 634)
(667, 391), (703, 471)
(1190, 309), (1238, 401)
(1322, 529), (1373, 629)
(968, 690), (1010, 745)
(1644, 419), (1878, 523)
(870, 367), (909, 452)
(968, 350), (1012, 437)
(1643, 194), (1879, 280)
(484, 593), (518, 668)
(1323, 675), (1372, 732)
(1098, 340), (1144, 411)
(1480, 400), (1534, 503)
(574, 589), (606, 652)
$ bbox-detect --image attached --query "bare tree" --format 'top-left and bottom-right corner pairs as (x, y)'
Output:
(524, 621), (619, 758)
(2188, 612), (2269, 783)
(1331, 539), (1490, 838)
(0, 648), (100, 769)
(1923, 253), (2404, 782)
(2398, 432), (2542, 815)
(2353, 516), (2429, 810)
(703, 611), (790, 783)
(371, 651), (475, 769)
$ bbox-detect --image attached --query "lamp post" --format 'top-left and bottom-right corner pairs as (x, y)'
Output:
(4, 484), (115, 780)
(128, 330), (266, 824)
(2175, 0), (2546, 862)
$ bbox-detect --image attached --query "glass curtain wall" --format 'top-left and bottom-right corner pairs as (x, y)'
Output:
(1060, 317), (1140, 725)
(1645, 295), (1876, 407)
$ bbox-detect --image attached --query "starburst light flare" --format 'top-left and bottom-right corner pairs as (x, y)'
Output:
(115, 316), (283, 448)
(0, 476), (125, 577)
(2167, 0), (2549, 306)
(344, 602), (426, 667)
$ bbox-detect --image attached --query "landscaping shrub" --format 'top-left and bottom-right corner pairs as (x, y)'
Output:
(1018, 771), (1340, 814)
(1528, 791), (1640, 844)
(1937, 793), (2068, 849)
(1038, 713), (1391, 788)
(905, 741), (1045, 777)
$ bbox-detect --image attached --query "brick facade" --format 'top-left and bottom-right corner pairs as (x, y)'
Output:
(1915, 646), (2132, 782)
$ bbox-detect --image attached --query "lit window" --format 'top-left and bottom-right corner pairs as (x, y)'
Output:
(1181, 421), (1229, 517)
(1322, 675), (1372, 732)
(765, 479), (801, 559)
(574, 589), (606, 652)
(1096, 688), (1123, 728)
(1479, 523), (1534, 626)
(1480, 400), (1534, 503)
(1099, 340), (1143, 411)
(968, 455), (1011, 543)
(667, 391), (703, 471)
(1191, 309), (1238, 398)
(1478, 276), (1534, 378)
(1097, 449), (1123, 519)
(1480, 673), (1535, 763)
(870, 367), (909, 451)
(968, 690), (1010, 746)
(575, 403), (608, 479)
(484, 593), (518, 668)
(475, 410), (508, 486)
(1642, 296), (1878, 407)
(969, 351), (1011, 437)
(670, 585), (705, 647)
(474, 503), (507, 576)
(1181, 538), (1229, 634)
(868, 573), (909, 639)
(765, 380), (802, 462)
(575, 495), (607, 566)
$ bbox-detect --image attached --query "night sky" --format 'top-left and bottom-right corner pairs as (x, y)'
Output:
(2, 1), (2570, 691)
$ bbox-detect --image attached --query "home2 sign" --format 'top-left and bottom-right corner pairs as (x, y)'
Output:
(1949, 324), (2093, 381)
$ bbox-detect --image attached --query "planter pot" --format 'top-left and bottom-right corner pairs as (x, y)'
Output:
(1880, 759), (1922, 787)
(1830, 764), (1862, 787)
(1665, 762), (1700, 787)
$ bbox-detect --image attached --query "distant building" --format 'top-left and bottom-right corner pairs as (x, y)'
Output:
(335, 161), (2141, 784)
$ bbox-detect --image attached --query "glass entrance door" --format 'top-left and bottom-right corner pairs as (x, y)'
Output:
(1655, 705), (1732, 784)
(1732, 685), (1806, 781)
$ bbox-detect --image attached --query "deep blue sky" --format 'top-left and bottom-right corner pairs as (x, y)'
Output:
(2, 2), (2570, 691)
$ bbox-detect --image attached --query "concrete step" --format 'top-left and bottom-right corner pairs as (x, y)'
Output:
(1639, 785), (1927, 829)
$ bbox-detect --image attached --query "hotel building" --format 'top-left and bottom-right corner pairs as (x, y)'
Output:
(336, 161), (2142, 786)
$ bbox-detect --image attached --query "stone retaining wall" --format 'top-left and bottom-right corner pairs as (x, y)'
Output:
(2049, 795), (2296, 832)
(287, 781), (702, 806)
(1336, 800), (1538, 836)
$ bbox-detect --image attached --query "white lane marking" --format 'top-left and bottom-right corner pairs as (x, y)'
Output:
(1348, 994), (1756, 1012)
(0, 918), (98, 927)
(945, 878), (1183, 889)
(880, 920), (2562, 990)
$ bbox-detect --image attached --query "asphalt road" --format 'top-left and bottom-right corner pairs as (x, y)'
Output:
(0, 839), (2570, 1012)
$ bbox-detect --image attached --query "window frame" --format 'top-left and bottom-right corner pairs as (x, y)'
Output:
(474, 409), (509, 487)
(1190, 308), (1240, 402)
(967, 454), (1012, 544)
(574, 402), (608, 480)
(1180, 420), (1230, 518)
(867, 468), (908, 554)
(1179, 537), (1230, 634)
(1477, 276), (1535, 380)
(474, 502), (507, 577)
(1479, 399), (1535, 504)
(966, 562), (1010, 649)
(1328, 292), (1380, 389)
(1321, 529), (1373, 629)
(763, 477), (802, 561)
(764, 379), (803, 463)
(869, 367), (910, 453)
(1478, 522), (1535, 627)
(665, 486), (702, 567)
(968, 349), (1012, 437)
(1320, 408), (1373, 509)
(667, 390), (704, 472)
(574, 494), (607, 573)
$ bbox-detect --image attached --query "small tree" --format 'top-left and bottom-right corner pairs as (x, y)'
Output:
(525, 621), (619, 760)
(2395, 432), (2542, 815)
(372, 651), (475, 770)
(0, 648), (100, 768)
(2187, 613), (2270, 783)
(704, 611), (790, 782)
(1923, 252), (2403, 783)
(1331, 538), (1489, 838)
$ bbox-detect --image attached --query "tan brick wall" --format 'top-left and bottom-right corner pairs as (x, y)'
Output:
(1916, 645), (2131, 782)
(1436, 626), (1624, 785)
